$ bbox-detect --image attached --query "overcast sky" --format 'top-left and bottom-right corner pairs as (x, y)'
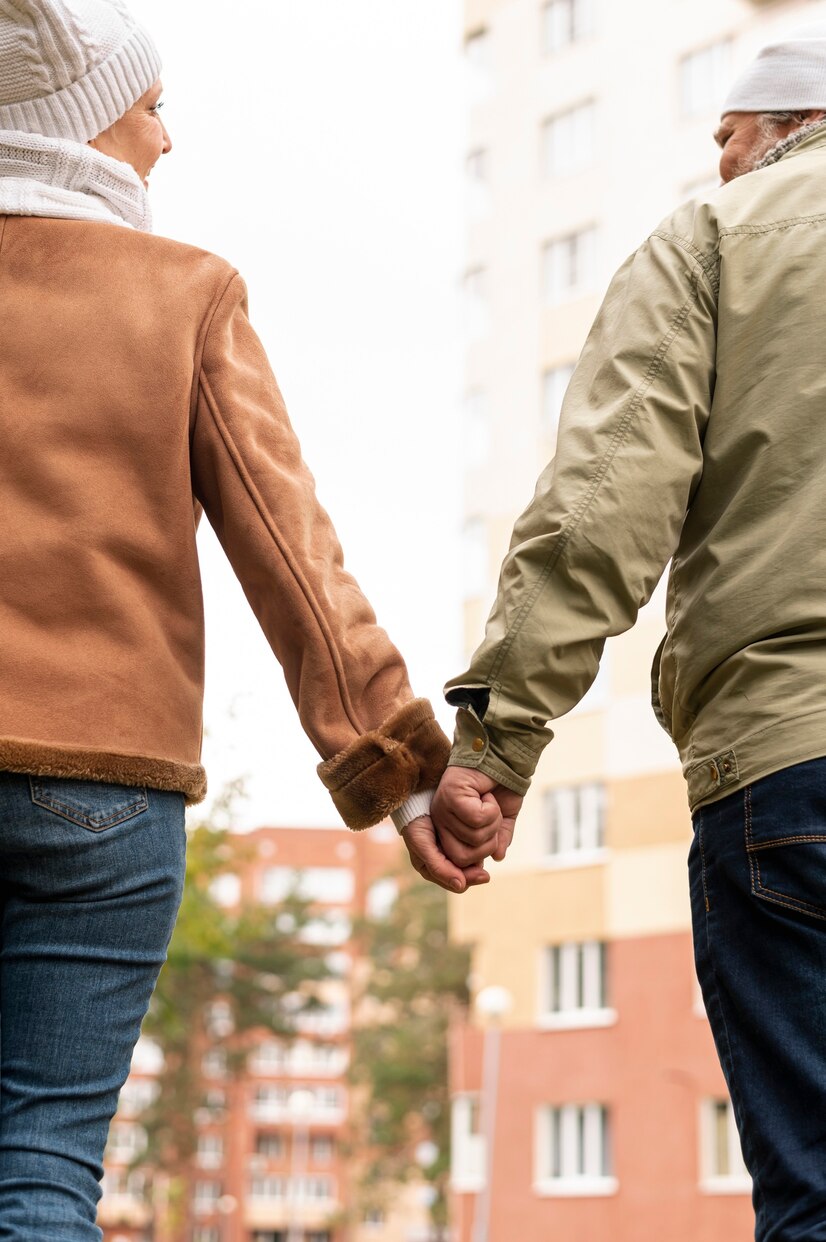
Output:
(129, 0), (467, 829)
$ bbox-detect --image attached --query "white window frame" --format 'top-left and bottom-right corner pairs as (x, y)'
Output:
(542, 100), (596, 177)
(542, 363), (575, 439)
(534, 1103), (616, 1196)
(699, 1098), (751, 1194)
(539, 941), (615, 1030)
(542, 227), (598, 305)
(543, 782), (606, 864)
(196, 1133), (224, 1170)
(542, 0), (596, 54)
(462, 516), (488, 599)
(680, 40), (732, 118)
(450, 1094), (485, 1192)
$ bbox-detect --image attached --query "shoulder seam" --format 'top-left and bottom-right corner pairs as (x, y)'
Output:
(189, 268), (240, 435)
(652, 229), (720, 296)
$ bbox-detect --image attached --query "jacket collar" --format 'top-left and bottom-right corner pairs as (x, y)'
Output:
(755, 118), (826, 172)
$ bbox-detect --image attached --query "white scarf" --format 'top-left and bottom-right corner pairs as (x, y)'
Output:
(0, 130), (152, 232)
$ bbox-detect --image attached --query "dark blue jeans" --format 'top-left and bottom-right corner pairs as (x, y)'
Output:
(691, 756), (826, 1241)
(0, 772), (186, 1240)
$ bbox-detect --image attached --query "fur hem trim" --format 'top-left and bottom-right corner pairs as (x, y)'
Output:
(0, 737), (207, 806)
(317, 698), (451, 831)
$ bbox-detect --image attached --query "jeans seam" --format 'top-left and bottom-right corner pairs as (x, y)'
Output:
(701, 800), (764, 1215)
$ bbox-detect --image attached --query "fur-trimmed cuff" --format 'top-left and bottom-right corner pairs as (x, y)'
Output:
(317, 699), (450, 831)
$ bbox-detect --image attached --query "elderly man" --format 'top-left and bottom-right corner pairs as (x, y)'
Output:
(400, 23), (826, 1242)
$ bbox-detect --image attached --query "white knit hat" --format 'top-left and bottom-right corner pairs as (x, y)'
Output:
(722, 22), (826, 116)
(0, 0), (161, 143)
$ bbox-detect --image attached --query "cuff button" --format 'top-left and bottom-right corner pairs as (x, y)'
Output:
(472, 737), (485, 753)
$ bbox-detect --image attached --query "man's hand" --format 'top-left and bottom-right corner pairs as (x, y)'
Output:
(401, 815), (491, 894)
(432, 766), (523, 866)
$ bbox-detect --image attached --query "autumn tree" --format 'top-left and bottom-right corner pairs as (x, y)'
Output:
(350, 871), (471, 1239)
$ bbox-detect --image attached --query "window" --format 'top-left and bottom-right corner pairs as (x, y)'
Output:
(311, 1136), (335, 1163)
(130, 1035), (163, 1074)
(260, 867), (354, 905)
(197, 1134), (224, 1170)
(255, 1131), (286, 1159)
(542, 363), (575, 438)
(101, 1168), (146, 1199)
(541, 942), (612, 1027)
(464, 390), (490, 469)
(363, 1207), (386, 1226)
(545, 782), (605, 858)
(542, 0), (596, 53)
(680, 41), (732, 117)
(451, 1095), (485, 1192)
(466, 147), (487, 183)
(463, 265), (489, 339)
(250, 1039), (287, 1073)
(202, 1048), (227, 1079)
(205, 1000), (234, 1038)
(366, 877), (399, 920)
(535, 1104), (615, 1194)
(295, 1176), (334, 1202)
(117, 1076), (159, 1118)
(250, 1175), (288, 1200)
(299, 911), (352, 946)
(462, 517), (488, 598)
(700, 1098), (751, 1192)
(193, 1230), (222, 1242)
(466, 148), (490, 218)
(209, 872), (240, 908)
(542, 101), (595, 176)
(542, 228), (598, 304)
(193, 1181), (222, 1215)
(104, 1122), (147, 1162)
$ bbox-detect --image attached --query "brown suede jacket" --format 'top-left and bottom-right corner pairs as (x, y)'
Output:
(0, 216), (448, 828)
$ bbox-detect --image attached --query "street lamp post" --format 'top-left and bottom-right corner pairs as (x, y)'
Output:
(471, 985), (513, 1242)
(286, 1088), (315, 1242)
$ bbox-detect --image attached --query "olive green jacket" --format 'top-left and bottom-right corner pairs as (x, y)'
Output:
(447, 126), (826, 812)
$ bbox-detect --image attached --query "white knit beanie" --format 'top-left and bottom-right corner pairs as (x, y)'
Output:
(0, 0), (161, 143)
(722, 22), (826, 116)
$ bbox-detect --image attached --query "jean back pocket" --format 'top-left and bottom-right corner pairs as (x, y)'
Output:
(29, 776), (149, 832)
(745, 770), (826, 921)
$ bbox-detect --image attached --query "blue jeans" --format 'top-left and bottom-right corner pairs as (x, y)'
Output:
(691, 756), (826, 1242)
(0, 772), (186, 1240)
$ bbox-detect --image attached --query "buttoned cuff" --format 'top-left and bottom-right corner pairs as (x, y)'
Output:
(448, 706), (533, 796)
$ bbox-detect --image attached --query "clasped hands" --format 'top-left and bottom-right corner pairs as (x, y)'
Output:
(401, 766), (523, 894)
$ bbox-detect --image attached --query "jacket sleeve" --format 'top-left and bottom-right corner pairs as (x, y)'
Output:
(190, 272), (449, 828)
(445, 228), (718, 793)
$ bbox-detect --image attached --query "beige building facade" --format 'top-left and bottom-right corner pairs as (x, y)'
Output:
(452, 1), (826, 1238)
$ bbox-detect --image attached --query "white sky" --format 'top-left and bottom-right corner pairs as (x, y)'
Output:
(129, 0), (467, 829)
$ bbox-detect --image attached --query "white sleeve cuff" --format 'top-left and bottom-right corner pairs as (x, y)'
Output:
(390, 789), (435, 834)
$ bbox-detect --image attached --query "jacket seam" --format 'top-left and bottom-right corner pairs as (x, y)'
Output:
(189, 268), (240, 438)
(485, 258), (709, 691)
(652, 230), (719, 294)
(720, 211), (826, 237)
(196, 369), (368, 740)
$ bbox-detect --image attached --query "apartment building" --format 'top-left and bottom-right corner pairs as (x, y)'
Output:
(451, 1), (826, 1239)
(97, 823), (431, 1242)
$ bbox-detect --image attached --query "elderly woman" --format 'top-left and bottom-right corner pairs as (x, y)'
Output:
(0, 1), (494, 1235)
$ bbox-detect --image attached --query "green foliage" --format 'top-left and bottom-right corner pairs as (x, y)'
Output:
(351, 873), (471, 1230)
